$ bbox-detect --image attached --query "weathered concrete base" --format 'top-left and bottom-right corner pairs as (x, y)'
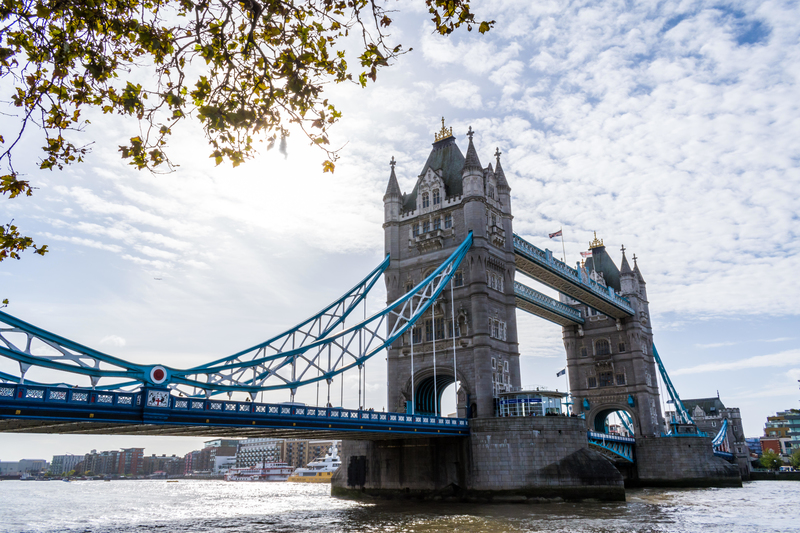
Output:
(631, 436), (742, 488)
(332, 417), (626, 502)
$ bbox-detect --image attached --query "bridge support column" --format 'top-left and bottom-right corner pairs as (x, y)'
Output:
(631, 436), (741, 488)
(332, 417), (625, 502)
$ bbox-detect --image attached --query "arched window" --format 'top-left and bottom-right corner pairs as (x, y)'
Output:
(422, 192), (430, 208)
(595, 339), (610, 356)
(432, 189), (441, 205)
(488, 185), (495, 199)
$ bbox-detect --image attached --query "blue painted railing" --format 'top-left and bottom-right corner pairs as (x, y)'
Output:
(514, 282), (584, 324)
(0, 384), (469, 436)
(587, 430), (635, 462)
(512, 234), (634, 315)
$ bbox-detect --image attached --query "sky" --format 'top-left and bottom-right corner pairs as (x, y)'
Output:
(2, 0), (799, 460)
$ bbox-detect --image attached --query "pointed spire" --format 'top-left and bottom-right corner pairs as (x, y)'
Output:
(633, 253), (645, 283)
(463, 126), (482, 172)
(384, 156), (401, 199)
(620, 244), (632, 275)
(494, 147), (509, 190)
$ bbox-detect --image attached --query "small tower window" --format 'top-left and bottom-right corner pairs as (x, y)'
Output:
(618, 342), (626, 352)
(432, 189), (441, 205)
(405, 282), (414, 293)
(491, 357), (496, 369)
(580, 346), (588, 357)
(616, 374), (626, 385)
(595, 339), (611, 356)
(503, 360), (509, 372)
(491, 214), (497, 227)
(454, 271), (464, 287)
(588, 377), (597, 388)
(422, 220), (430, 233)
(433, 217), (441, 230)
(422, 192), (430, 208)
(412, 327), (421, 344)
(412, 224), (420, 237)
(444, 214), (452, 229)
(488, 185), (495, 199)
(598, 371), (613, 387)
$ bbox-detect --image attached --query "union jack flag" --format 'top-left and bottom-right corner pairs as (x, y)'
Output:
(548, 230), (562, 239)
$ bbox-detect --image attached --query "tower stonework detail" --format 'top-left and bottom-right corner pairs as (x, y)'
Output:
(563, 238), (665, 436)
(383, 127), (520, 419)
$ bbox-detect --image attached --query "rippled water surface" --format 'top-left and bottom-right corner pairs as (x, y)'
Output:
(0, 480), (796, 532)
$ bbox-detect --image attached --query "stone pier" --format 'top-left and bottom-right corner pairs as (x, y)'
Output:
(332, 417), (625, 502)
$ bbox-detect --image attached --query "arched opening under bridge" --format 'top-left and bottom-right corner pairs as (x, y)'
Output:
(414, 374), (454, 416)
(593, 407), (636, 437)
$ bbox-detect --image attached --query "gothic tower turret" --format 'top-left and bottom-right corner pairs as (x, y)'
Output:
(383, 120), (520, 419)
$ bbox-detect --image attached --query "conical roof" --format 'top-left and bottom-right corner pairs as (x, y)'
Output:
(463, 131), (482, 172)
(384, 159), (401, 199)
(620, 248), (632, 275)
(494, 157), (509, 190)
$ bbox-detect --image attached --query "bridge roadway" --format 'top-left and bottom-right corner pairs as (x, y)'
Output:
(513, 234), (635, 320)
(0, 384), (468, 441)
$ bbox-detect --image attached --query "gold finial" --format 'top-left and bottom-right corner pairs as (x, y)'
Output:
(434, 117), (454, 142)
(589, 231), (604, 249)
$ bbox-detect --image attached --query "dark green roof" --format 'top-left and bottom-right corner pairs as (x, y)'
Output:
(402, 136), (466, 212)
(584, 246), (621, 292)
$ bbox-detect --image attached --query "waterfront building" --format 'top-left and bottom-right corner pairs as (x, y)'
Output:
(50, 454), (82, 476)
(141, 454), (184, 476)
(745, 437), (762, 457)
(760, 409), (799, 456)
(236, 438), (284, 467)
(674, 396), (750, 478)
(118, 448), (144, 476)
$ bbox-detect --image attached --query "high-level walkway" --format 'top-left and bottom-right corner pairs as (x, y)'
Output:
(513, 234), (634, 319)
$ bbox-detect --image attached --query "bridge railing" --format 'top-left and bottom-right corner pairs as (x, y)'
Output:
(0, 384), (469, 429)
(513, 234), (634, 314)
(513, 282), (584, 323)
(587, 430), (636, 444)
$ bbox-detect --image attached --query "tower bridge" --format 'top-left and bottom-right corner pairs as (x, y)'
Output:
(0, 120), (742, 500)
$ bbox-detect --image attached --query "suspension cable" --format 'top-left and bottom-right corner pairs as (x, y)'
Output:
(432, 302), (438, 416)
(450, 279), (458, 416)
(410, 325), (415, 415)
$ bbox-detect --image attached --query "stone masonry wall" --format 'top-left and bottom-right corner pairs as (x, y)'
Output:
(633, 436), (741, 487)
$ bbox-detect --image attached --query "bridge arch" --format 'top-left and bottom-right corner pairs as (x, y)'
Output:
(588, 403), (639, 436)
(403, 368), (472, 417)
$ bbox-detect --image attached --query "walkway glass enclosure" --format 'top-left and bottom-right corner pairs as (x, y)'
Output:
(497, 389), (567, 417)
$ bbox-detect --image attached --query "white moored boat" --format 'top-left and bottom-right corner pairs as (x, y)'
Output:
(224, 461), (293, 482)
(287, 444), (341, 483)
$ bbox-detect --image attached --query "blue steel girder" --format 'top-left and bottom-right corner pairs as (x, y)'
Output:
(514, 281), (584, 326)
(512, 234), (634, 319)
(652, 344), (694, 427)
(587, 430), (635, 462)
(0, 233), (473, 399)
(0, 384), (470, 438)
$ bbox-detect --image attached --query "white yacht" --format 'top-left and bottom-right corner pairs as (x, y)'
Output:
(224, 461), (293, 482)
(287, 444), (341, 483)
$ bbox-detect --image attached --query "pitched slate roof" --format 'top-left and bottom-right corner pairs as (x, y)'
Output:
(682, 397), (727, 417)
(402, 136), (466, 212)
(584, 245), (621, 292)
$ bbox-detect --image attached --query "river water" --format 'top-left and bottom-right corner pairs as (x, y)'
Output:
(0, 480), (795, 532)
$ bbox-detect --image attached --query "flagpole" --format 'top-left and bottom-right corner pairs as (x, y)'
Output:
(560, 226), (566, 263)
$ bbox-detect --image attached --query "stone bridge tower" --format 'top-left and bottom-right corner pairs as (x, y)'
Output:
(383, 123), (520, 419)
(563, 237), (665, 436)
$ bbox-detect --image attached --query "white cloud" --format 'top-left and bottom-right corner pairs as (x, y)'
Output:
(437, 80), (483, 109)
(695, 341), (738, 349)
(673, 349), (800, 375)
(99, 335), (127, 348)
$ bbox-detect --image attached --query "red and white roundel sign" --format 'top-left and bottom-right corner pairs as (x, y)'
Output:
(150, 365), (168, 385)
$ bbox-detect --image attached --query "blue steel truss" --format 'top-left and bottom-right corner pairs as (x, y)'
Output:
(652, 344), (694, 427)
(587, 430), (635, 462)
(711, 418), (734, 460)
(513, 282), (584, 325)
(512, 234), (634, 317)
(0, 234), (473, 399)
